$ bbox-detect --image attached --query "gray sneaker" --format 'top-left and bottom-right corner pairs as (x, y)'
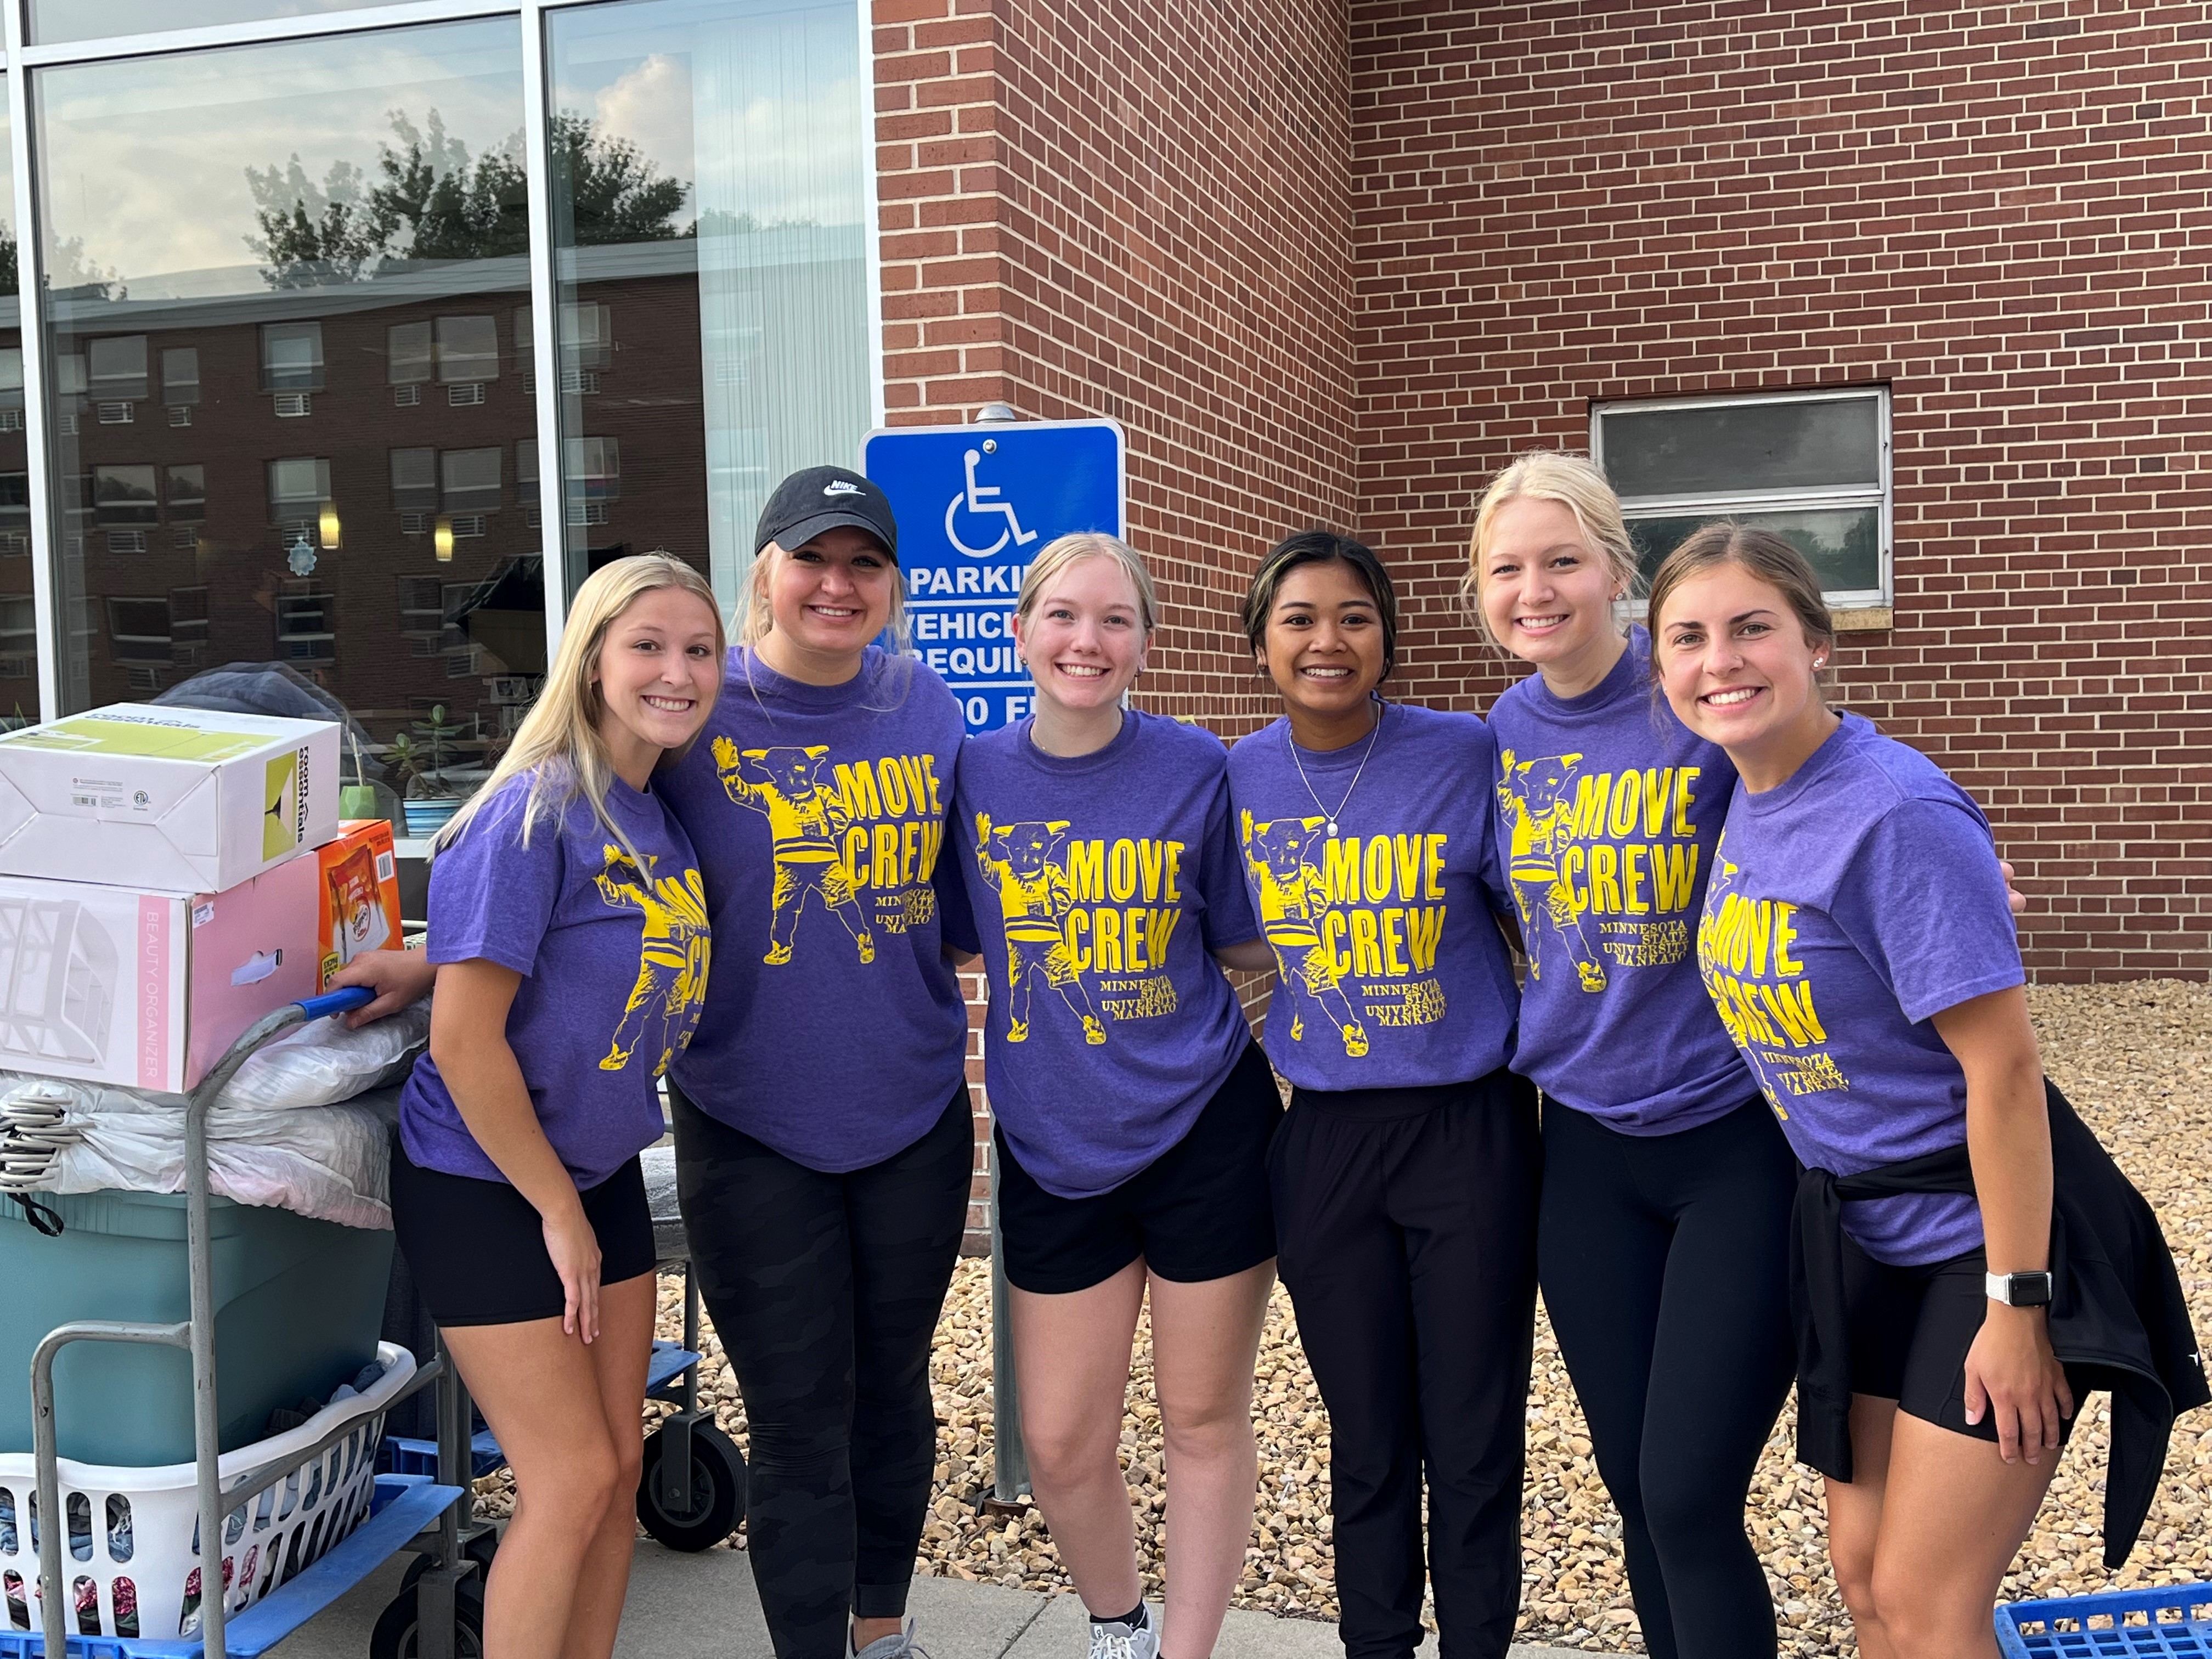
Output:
(851, 1621), (930, 1659)
(1086, 1611), (1160, 1659)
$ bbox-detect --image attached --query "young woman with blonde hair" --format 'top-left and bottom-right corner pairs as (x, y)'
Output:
(955, 531), (1280, 1659)
(1650, 524), (2200, 1659)
(1471, 460), (2033, 1659)
(1470, 454), (1803, 1659)
(659, 466), (978, 1659)
(388, 551), (722, 1659)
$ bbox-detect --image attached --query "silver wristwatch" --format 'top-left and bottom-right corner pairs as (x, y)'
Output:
(1985, 1269), (2053, 1307)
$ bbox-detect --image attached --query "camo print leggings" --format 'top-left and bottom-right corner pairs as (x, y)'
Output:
(670, 1082), (973, 1659)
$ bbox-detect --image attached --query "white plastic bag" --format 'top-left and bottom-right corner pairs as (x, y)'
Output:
(216, 998), (428, 1113)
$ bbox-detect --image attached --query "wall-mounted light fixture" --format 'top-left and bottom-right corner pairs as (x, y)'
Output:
(434, 515), (454, 563)
(318, 500), (341, 551)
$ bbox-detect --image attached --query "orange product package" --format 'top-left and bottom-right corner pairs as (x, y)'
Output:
(317, 819), (403, 990)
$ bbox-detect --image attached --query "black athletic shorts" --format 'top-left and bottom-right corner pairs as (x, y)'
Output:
(1842, 1236), (2083, 1446)
(995, 1040), (1284, 1295)
(387, 1128), (657, 1328)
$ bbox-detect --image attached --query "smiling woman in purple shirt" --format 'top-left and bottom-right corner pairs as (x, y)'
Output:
(955, 532), (1278, 1659)
(1648, 524), (2182, 1659)
(656, 467), (978, 1659)
(1227, 529), (1534, 1659)
(390, 552), (720, 1659)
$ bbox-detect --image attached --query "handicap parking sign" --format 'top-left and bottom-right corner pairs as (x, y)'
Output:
(862, 419), (1125, 733)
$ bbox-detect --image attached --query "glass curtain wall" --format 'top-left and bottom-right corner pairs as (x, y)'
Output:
(547, 0), (872, 609)
(34, 20), (538, 811)
(0, 91), (29, 729)
(12, 0), (874, 811)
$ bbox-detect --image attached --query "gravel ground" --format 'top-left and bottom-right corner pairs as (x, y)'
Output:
(473, 979), (2212, 1654)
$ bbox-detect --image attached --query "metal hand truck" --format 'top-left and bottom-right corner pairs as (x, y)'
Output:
(18, 989), (476, 1658)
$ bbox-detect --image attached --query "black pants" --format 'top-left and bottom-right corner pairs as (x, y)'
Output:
(1538, 1098), (1797, 1659)
(1269, 1069), (1541, 1659)
(672, 1081), (973, 1659)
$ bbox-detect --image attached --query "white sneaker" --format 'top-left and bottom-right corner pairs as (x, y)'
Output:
(851, 1620), (930, 1659)
(1086, 1610), (1160, 1659)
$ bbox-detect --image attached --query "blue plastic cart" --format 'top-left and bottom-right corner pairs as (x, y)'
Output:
(1998, 1582), (2212, 1657)
(10, 989), (476, 1658)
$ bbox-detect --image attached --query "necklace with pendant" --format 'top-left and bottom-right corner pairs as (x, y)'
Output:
(1289, 699), (1384, 837)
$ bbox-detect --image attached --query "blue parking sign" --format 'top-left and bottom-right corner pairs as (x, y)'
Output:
(862, 419), (1125, 733)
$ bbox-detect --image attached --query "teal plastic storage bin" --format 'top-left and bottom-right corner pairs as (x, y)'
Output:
(0, 1189), (393, 1465)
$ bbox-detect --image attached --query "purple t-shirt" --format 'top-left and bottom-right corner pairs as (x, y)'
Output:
(1487, 629), (1751, 1132)
(1225, 703), (1520, 1093)
(660, 647), (976, 1172)
(400, 769), (709, 1188)
(955, 711), (1260, 1199)
(1696, 714), (2025, 1266)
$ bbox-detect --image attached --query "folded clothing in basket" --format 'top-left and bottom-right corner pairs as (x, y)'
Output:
(0, 1002), (425, 1229)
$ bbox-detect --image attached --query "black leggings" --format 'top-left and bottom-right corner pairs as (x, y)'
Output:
(1270, 1070), (1541, 1659)
(1538, 1097), (1797, 1659)
(671, 1081), (973, 1659)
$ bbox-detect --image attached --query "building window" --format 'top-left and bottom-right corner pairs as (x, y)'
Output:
(1592, 388), (1891, 609)
(92, 465), (159, 528)
(106, 597), (173, 664)
(388, 321), (434, 386)
(275, 587), (337, 664)
(436, 316), (499, 384)
(566, 436), (621, 503)
(161, 348), (200, 408)
(390, 448), (438, 513)
(267, 456), (331, 528)
(87, 336), (149, 402)
(260, 322), (325, 393)
(442, 448), (503, 515)
(165, 465), (206, 524)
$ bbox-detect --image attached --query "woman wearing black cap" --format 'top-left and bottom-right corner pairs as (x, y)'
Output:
(658, 466), (981, 1659)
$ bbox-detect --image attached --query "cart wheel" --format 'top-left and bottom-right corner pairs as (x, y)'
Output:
(400, 1528), (498, 1593)
(636, 1420), (746, 1551)
(369, 1575), (486, 1659)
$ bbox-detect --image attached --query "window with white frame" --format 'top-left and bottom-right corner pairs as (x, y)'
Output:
(1591, 387), (1891, 609)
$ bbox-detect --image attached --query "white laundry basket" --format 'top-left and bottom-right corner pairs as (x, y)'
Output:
(0, 1341), (414, 1641)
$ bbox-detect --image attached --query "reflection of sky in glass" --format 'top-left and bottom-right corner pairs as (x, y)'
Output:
(35, 18), (522, 298)
(553, 0), (862, 231)
(32, 1), (372, 49)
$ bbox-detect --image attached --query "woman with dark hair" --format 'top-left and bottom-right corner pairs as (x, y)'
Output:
(1228, 529), (1534, 1659)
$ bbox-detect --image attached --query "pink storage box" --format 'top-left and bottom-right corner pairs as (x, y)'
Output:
(0, 855), (321, 1094)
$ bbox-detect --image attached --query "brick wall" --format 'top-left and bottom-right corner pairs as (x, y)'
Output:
(1349, 0), (2212, 982)
(878, 0), (2212, 1246)
(874, 0), (1359, 1246)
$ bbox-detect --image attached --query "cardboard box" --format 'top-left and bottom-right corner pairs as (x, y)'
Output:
(0, 704), (338, 894)
(0, 858), (321, 1094)
(315, 820), (404, 992)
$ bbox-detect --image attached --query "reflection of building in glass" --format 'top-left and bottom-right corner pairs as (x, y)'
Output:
(0, 894), (117, 1066)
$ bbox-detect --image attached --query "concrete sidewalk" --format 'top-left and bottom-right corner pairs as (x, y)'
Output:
(266, 1538), (1624, 1658)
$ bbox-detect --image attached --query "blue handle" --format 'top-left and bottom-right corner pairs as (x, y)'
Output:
(296, 986), (375, 1020)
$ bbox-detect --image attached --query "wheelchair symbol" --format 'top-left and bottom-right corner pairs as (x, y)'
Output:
(944, 448), (1040, 560)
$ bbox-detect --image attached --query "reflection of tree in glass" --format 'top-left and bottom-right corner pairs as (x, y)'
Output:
(550, 113), (689, 245)
(246, 109), (690, 285)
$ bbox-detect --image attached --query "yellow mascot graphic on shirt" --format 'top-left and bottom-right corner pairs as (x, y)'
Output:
(972, 812), (1107, 1046)
(1497, 749), (1607, 992)
(593, 844), (711, 1076)
(713, 738), (877, 966)
(1239, 810), (1369, 1057)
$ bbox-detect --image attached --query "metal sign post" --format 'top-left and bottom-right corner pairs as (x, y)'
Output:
(864, 410), (1126, 1505)
(862, 413), (1126, 736)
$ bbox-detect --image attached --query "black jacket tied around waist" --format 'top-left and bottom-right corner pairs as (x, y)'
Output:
(1789, 1079), (2207, 1569)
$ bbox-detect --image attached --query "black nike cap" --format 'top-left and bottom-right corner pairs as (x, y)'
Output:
(755, 465), (899, 563)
